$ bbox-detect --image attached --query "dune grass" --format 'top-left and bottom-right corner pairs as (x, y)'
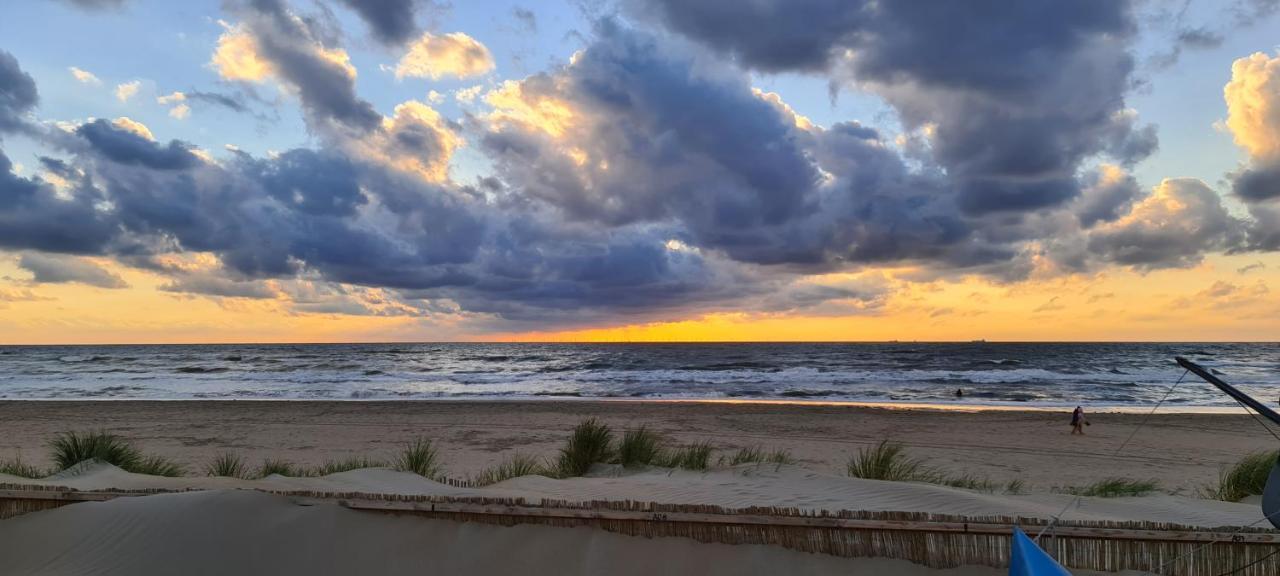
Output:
(556, 418), (615, 477)
(1204, 450), (1280, 502)
(662, 440), (715, 471)
(726, 445), (795, 467)
(394, 438), (441, 479)
(847, 440), (932, 482)
(472, 453), (546, 485)
(134, 455), (185, 477)
(48, 430), (142, 471)
(1058, 477), (1161, 498)
(846, 440), (1023, 494)
(938, 473), (998, 492)
(617, 426), (665, 468)
(204, 452), (249, 478)
(47, 430), (182, 477)
(305, 456), (387, 477)
(0, 455), (45, 479)
(257, 458), (296, 478)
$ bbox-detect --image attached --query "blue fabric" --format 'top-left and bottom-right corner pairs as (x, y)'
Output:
(1009, 526), (1072, 576)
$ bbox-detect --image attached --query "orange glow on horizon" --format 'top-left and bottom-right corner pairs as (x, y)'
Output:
(0, 252), (1277, 344)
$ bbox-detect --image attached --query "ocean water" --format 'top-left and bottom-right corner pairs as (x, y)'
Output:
(0, 343), (1276, 407)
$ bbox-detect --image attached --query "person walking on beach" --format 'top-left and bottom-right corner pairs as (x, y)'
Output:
(1070, 405), (1089, 435)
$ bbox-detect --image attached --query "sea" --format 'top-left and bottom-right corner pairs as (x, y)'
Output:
(0, 342), (1276, 409)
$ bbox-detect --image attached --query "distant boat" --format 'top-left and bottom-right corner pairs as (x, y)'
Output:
(971, 339), (986, 343)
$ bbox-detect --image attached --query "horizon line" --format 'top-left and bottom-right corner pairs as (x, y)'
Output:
(0, 340), (1276, 346)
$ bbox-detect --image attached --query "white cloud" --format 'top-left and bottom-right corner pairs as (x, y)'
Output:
(158, 91), (190, 119)
(1225, 51), (1280, 161)
(395, 32), (494, 80)
(115, 80), (141, 103)
(111, 116), (155, 141)
(68, 66), (101, 85)
(157, 91), (186, 105)
(210, 22), (274, 82)
(454, 84), (484, 104)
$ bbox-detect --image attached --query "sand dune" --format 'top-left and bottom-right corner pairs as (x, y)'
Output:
(4, 461), (1265, 527)
(0, 465), (1176, 576)
(4, 489), (956, 576)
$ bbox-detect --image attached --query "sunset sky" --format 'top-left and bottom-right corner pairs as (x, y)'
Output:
(1, 0), (1279, 343)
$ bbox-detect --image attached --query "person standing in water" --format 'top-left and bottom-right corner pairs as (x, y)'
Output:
(1070, 406), (1088, 435)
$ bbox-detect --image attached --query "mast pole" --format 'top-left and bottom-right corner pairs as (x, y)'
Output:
(1175, 356), (1280, 426)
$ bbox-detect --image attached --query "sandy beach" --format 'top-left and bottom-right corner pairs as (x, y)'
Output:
(3, 400), (1277, 575)
(0, 400), (1273, 492)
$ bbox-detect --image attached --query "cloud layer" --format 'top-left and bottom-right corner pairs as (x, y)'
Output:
(1, 1), (1278, 332)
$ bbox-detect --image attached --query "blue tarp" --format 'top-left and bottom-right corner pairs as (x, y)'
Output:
(1009, 526), (1071, 576)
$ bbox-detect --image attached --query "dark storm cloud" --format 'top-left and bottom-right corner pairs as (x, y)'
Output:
(1074, 169), (1143, 228)
(1086, 179), (1244, 269)
(1233, 163), (1280, 202)
(480, 24), (820, 244)
(335, 0), (420, 46)
(428, 221), (757, 323)
(1245, 203), (1280, 251)
(18, 252), (128, 288)
(479, 24), (1017, 274)
(627, 0), (863, 73)
(633, 0), (1155, 216)
(0, 50), (38, 134)
(231, 0), (381, 132)
(0, 151), (118, 254)
(158, 274), (276, 299)
(245, 149), (366, 216)
(75, 120), (201, 170)
(0, 11), (1267, 326)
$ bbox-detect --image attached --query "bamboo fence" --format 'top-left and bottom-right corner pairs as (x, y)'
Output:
(3, 483), (1279, 575)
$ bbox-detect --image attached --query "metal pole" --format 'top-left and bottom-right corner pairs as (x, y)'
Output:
(1175, 356), (1280, 426)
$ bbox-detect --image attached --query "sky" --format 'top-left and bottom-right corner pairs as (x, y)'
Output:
(0, 0), (1279, 343)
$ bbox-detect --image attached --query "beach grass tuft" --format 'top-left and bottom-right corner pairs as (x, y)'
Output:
(257, 458), (296, 478)
(472, 453), (546, 485)
(394, 438), (442, 479)
(662, 440), (715, 471)
(48, 430), (142, 472)
(846, 440), (932, 482)
(1204, 450), (1279, 502)
(556, 418), (615, 477)
(47, 430), (183, 477)
(617, 426), (665, 468)
(0, 454), (46, 479)
(204, 452), (249, 478)
(938, 473), (998, 492)
(306, 456), (387, 477)
(845, 439), (1022, 494)
(133, 455), (184, 477)
(1058, 477), (1160, 498)
(726, 445), (795, 467)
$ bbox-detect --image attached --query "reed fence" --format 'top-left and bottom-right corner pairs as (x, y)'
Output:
(2, 483), (1278, 575)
